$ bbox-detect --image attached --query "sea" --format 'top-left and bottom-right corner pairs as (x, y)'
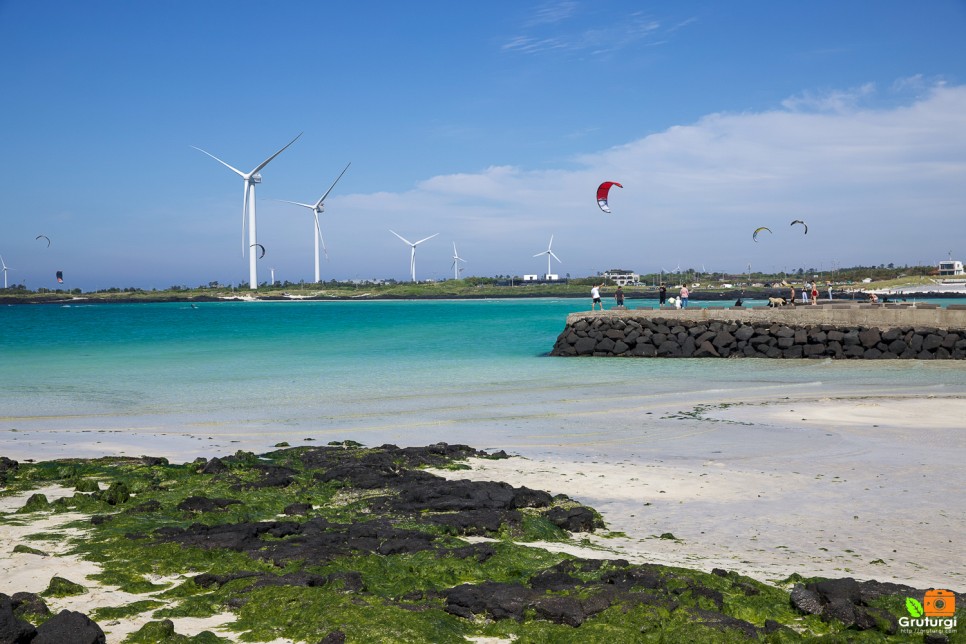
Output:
(2, 296), (965, 462)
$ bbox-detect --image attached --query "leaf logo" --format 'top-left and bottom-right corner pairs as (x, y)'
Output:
(906, 597), (924, 617)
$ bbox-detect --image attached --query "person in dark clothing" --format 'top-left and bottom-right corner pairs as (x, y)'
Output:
(615, 286), (625, 307)
(659, 284), (667, 305)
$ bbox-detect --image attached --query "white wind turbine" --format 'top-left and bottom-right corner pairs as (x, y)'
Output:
(390, 230), (438, 282)
(451, 242), (466, 280)
(192, 133), (302, 290)
(0, 255), (13, 289)
(276, 162), (350, 283)
(533, 235), (561, 278)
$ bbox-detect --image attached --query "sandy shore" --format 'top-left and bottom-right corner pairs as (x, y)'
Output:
(1, 394), (964, 642)
(0, 485), (273, 643)
(429, 395), (966, 593)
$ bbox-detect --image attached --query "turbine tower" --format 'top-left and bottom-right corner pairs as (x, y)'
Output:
(0, 255), (12, 289)
(451, 242), (466, 280)
(192, 133), (302, 290)
(390, 230), (438, 282)
(277, 162), (351, 283)
(533, 235), (561, 279)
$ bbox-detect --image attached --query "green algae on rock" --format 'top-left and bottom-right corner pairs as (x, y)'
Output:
(1, 443), (962, 642)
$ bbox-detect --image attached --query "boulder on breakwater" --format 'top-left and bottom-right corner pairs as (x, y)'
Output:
(550, 304), (966, 359)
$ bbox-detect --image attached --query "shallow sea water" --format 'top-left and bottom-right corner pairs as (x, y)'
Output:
(1, 298), (964, 460)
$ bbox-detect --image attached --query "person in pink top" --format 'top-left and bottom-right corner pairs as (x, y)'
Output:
(679, 284), (689, 308)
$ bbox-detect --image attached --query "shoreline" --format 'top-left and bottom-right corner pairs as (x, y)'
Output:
(3, 284), (965, 306)
(4, 395), (964, 595)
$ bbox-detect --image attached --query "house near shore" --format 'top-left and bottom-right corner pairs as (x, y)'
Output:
(602, 269), (639, 286)
(938, 259), (964, 277)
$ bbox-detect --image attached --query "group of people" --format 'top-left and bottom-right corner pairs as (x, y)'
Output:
(591, 282), (691, 310)
(791, 280), (834, 305)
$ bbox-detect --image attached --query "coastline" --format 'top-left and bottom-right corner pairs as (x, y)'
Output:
(4, 395), (964, 595)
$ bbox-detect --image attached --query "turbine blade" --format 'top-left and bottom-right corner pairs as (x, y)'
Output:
(533, 251), (546, 258)
(548, 234), (554, 248)
(549, 251), (561, 263)
(414, 233), (439, 245)
(389, 230), (412, 245)
(276, 199), (314, 209)
(250, 132), (303, 175)
(191, 146), (246, 177)
(315, 161), (351, 207)
(315, 213), (329, 260)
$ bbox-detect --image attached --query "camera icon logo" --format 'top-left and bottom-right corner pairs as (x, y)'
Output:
(923, 589), (956, 617)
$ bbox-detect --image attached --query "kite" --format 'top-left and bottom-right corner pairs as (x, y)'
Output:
(752, 227), (772, 242)
(36, 234), (51, 247)
(790, 219), (808, 234)
(251, 243), (266, 259)
(596, 181), (623, 213)
(56, 270), (64, 283)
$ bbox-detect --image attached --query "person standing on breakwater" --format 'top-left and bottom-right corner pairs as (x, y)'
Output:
(614, 286), (625, 308)
(789, 284), (795, 304)
(659, 284), (667, 305)
(591, 283), (605, 311)
(811, 282), (818, 305)
(827, 281), (833, 301)
(679, 284), (689, 308)
(802, 281), (811, 304)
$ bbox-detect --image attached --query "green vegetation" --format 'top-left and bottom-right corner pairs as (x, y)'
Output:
(0, 262), (948, 303)
(1, 446), (958, 642)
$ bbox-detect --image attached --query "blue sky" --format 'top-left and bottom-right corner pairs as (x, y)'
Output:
(2, 1), (965, 290)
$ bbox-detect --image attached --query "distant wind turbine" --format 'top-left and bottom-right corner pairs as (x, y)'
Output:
(0, 255), (12, 289)
(533, 235), (561, 278)
(451, 242), (466, 280)
(192, 133), (302, 290)
(390, 230), (438, 282)
(276, 162), (351, 283)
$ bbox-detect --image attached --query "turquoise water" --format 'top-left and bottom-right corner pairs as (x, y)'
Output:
(2, 298), (965, 460)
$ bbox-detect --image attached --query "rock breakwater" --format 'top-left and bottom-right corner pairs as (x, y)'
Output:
(551, 308), (966, 359)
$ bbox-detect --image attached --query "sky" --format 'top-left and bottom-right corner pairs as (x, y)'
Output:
(1, 1), (965, 290)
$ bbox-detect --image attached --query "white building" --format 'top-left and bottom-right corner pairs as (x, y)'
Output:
(938, 260), (964, 276)
(522, 274), (539, 281)
(602, 269), (639, 286)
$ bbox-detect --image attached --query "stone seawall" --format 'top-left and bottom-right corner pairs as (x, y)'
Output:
(550, 304), (966, 359)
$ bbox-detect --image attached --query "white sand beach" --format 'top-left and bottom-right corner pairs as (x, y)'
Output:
(2, 391), (964, 643)
(429, 394), (966, 593)
(0, 486), (276, 643)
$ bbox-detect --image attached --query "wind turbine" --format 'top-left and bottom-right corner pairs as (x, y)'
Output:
(276, 162), (351, 283)
(390, 230), (438, 282)
(451, 242), (466, 280)
(0, 255), (12, 289)
(533, 235), (561, 279)
(192, 133), (302, 290)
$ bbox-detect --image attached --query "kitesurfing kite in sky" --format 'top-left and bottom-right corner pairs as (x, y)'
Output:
(790, 219), (808, 234)
(56, 270), (63, 283)
(36, 234), (50, 247)
(752, 226), (772, 242)
(596, 181), (623, 213)
(251, 243), (266, 259)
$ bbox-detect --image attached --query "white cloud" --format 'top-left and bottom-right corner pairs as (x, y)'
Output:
(341, 83), (966, 279)
(503, 4), (668, 57)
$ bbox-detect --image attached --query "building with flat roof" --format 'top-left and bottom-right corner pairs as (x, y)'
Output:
(602, 269), (639, 286)
(938, 260), (964, 276)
